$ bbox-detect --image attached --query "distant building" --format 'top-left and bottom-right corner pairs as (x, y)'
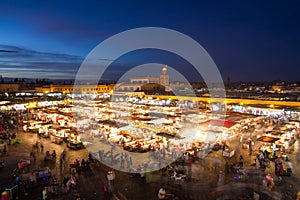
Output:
(130, 77), (159, 84)
(141, 83), (165, 93)
(0, 83), (21, 92)
(115, 83), (142, 92)
(271, 85), (284, 93)
(36, 84), (115, 94)
(116, 66), (170, 93)
(35, 86), (51, 93)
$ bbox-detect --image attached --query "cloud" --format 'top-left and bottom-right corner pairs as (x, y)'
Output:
(0, 45), (127, 81)
(0, 45), (83, 79)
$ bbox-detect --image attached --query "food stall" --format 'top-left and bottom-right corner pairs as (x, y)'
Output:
(50, 128), (70, 144)
(27, 120), (43, 133)
(38, 123), (52, 138)
(67, 132), (83, 149)
(257, 136), (280, 158)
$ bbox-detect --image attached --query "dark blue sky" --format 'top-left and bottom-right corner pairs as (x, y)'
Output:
(0, 0), (300, 82)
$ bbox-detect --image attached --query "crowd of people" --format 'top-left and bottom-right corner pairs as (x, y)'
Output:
(0, 110), (24, 148)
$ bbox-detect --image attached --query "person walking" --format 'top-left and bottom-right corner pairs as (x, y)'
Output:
(35, 141), (39, 154)
(42, 187), (47, 200)
(120, 153), (124, 168)
(248, 140), (253, 156)
(103, 184), (109, 200)
(107, 170), (115, 186)
(98, 150), (103, 161)
(40, 141), (44, 153)
(62, 176), (68, 193)
(239, 155), (244, 168)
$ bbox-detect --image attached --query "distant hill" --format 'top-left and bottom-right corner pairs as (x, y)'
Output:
(0, 77), (74, 84)
(0, 77), (115, 84)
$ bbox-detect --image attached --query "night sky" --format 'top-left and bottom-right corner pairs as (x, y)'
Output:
(0, 0), (300, 82)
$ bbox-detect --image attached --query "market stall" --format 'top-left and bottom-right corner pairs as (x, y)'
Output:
(49, 128), (70, 144)
(38, 123), (52, 138)
(67, 132), (83, 149)
(27, 120), (43, 133)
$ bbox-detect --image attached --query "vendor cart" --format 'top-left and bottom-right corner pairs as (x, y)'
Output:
(67, 140), (83, 150)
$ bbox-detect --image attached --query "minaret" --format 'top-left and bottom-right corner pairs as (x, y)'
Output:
(159, 65), (170, 91)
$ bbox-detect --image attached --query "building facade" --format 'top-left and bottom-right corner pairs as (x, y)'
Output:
(130, 77), (159, 84)
(43, 84), (114, 94)
(0, 83), (21, 92)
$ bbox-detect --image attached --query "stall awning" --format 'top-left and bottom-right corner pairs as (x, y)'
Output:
(211, 120), (236, 128)
(265, 131), (284, 136)
(257, 136), (280, 143)
(156, 132), (176, 138)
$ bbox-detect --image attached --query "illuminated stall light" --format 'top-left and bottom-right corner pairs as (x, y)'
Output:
(47, 93), (63, 97)
(0, 101), (10, 105)
(13, 104), (27, 110)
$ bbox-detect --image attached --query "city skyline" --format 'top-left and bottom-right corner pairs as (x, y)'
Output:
(1, 0), (300, 82)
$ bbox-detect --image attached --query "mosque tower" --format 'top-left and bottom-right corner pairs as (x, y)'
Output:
(159, 65), (170, 91)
